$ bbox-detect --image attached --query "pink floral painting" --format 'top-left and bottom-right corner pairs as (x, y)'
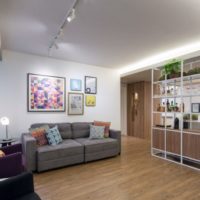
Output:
(28, 73), (65, 112)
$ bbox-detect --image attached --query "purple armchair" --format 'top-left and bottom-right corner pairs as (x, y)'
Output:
(0, 143), (25, 178)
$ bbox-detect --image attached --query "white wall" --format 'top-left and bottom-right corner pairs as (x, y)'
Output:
(0, 50), (121, 138)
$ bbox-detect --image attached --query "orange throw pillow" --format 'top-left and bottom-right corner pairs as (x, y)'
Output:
(94, 121), (111, 138)
(0, 150), (5, 158)
(31, 128), (48, 146)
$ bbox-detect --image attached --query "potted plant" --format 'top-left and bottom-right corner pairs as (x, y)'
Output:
(160, 59), (181, 80)
(183, 114), (190, 129)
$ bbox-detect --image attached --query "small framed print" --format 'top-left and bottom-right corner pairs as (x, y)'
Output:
(68, 93), (84, 115)
(85, 76), (97, 94)
(191, 103), (200, 113)
(70, 79), (82, 91)
(86, 95), (96, 106)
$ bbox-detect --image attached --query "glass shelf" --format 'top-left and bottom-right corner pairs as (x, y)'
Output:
(153, 73), (200, 85)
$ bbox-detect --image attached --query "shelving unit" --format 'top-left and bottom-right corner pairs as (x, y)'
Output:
(151, 56), (200, 170)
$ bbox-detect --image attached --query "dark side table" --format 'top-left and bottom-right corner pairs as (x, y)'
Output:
(0, 139), (17, 147)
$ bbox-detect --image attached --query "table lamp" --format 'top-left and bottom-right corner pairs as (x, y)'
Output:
(0, 117), (10, 140)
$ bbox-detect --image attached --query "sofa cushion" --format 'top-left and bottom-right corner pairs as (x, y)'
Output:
(46, 126), (63, 145)
(89, 125), (105, 139)
(30, 123), (72, 139)
(71, 122), (92, 139)
(31, 128), (48, 146)
(37, 139), (84, 162)
(75, 138), (118, 153)
(93, 121), (111, 138)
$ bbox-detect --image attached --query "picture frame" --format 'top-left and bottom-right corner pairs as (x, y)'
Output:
(85, 76), (97, 94)
(191, 103), (200, 113)
(85, 95), (96, 106)
(70, 79), (82, 91)
(27, 73), (66, 112)
(68, 93), (84, 115)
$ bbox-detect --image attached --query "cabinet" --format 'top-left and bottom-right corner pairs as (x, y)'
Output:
(152, 56), (200, 170)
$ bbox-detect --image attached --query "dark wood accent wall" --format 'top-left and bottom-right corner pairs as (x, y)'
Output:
(127, 81), (151, 139)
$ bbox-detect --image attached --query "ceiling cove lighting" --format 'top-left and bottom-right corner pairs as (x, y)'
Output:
(119, 41), (200, 75)
(48, 0), (79, 55)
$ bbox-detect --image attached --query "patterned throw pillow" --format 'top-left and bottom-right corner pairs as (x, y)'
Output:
(0, 150), (5, 158)
(89, 125), (105, 139)
(93, 121), (111, 138)
(46, 126), (63, 145)
(31, 126), (49, 146)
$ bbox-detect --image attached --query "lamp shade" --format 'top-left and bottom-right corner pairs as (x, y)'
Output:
(0, 117), (10, 125)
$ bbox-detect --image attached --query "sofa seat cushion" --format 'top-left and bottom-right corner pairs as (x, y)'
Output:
(75, 138), (118, 153)
(37, 139), (83, 162)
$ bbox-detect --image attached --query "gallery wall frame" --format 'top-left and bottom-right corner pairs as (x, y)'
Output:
(85, 95), (96, 106)
(70, 79), (82, 91)
(27, 73), (66, 112)
(68, 92), (84, 115)
(85, 76), (97, 94)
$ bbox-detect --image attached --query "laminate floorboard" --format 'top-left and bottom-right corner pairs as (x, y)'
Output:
(34, 136), (200, 200)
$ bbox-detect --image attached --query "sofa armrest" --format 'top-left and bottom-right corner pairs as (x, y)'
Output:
(21, 133), (37, 171)
(109, 129), (121, 154)
(0, 172), (34, 200)
(0, 152), (23, 178)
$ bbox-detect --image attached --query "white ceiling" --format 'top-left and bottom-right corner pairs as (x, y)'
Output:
(1, 0), (200, 69)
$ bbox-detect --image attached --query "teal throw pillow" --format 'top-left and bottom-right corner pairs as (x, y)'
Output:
(46, 126), (63, 145)
(89, 125), (105, 139)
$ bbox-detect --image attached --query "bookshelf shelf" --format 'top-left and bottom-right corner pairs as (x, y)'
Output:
(151, 57), (200, 170)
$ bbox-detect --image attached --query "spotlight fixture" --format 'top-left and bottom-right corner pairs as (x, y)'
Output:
(67, 8), (76, 22)
(48, 0), (79, 54)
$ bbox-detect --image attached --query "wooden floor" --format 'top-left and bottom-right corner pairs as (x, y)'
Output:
(34, 136), (200, 200)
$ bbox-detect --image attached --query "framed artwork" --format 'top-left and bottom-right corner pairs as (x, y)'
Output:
(68, 93), (84, 115)
(70, 79), (82, 91)
(27, 73), (66, 112)
(85, 76), (97, 94)
(191, 103), (200, 113)
(86, 95), (96, 106)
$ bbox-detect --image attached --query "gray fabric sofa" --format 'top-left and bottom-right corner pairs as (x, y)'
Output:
(21, 122), (121, 172)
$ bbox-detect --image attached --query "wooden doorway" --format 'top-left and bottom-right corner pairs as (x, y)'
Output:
(127, 81), (151, 139)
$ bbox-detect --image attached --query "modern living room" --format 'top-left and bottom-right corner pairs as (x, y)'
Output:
(0, 1), (200, 200)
